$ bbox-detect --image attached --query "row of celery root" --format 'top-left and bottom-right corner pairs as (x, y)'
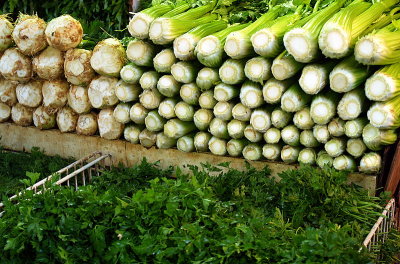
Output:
(1, 0), (400, 173)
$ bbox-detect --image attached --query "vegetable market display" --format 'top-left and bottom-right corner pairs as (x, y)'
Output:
(1, 0), (400, 173)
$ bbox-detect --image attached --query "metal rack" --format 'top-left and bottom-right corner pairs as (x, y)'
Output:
(362, 198), (397, 261)
(0, 152), (111, 217)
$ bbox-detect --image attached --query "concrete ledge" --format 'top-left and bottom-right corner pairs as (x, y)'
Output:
(0, 122), (377, 192)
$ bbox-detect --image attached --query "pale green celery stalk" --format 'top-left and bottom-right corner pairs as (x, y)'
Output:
(251, 8), (305, 58)
(194, 132), (212, 152)
(224, 6), (283, 59)
(120, 64), (144, 84)
(232, 103), (252, 121)
(337, 87), (367, 120)
(171, 61), (199, 84)
(227, 119), (246, 139)
(193, 109), (213, 131)
(156, 132), (177, 149)
(150, 2), (217, 43)
(196, 67), (220, 91)
(139, 71), (159, 90)
(227, 139), (248, 157)
(281, 84), (311, 113)
(298, 148), (317, 165)
(293, 107), (314, 130)
(359, 152), (382, 172)
(139, 89), (163, 110)
(128, 4), (175, 39)
(174, 101), (194, 121)
(299, 60), (337, 94)
(157, 75), (181, 97)
(195, 23), (250, 68)
(271, 107), (292, 128)
(208, 136), (227, 156)
(126, 40), (157, 67)
(213, 101), (234, 121)
(318, 1), (371, 59)
(145, 110), (166, 132)
(346, 138), (367, 158)
(362, 123), (397, 150)
(164, 119), (196, 139)
(316, 150), (334, 168)
(149, 14), (218, 45)
(219, 59), (246, 85)
(124, 124), (143, 144)
(365, 62), (400, 101)
(281, 145), (300, 163)
(283, 0), (346, 63)
(367, 96), (400, 129)
(262, 143), (282, 160)
(199, 90), (217, 109)
(180, 83), (200, 105)
(313, 124), (331, 143)
(173, 21), (227, 61)
(209, 118), (229, 139)
(264, 127), (281, 144)
(281, 125), (300, 146)
(177, 134), (195, 152)
(344, 118), (368, 138)
(115, 81), (142, 103)
(352, 0), (399, 41)
(244, 124), (263, 143)
(310, 91), (340, 124)
(250, 108), (272, 133)
(214, 83), (239, 102)
(333, 155), (356, 171)
(244, 57), (272, 84)
(271, 51), (304, 80)
(240, 81), (264, 109)
(242, 144), (263, 161)
(328, 117), (345, 137)
(355, 20), (400, 65)
(113, 103), (132, 124)
(158, 98), (178, 119)
(153, 48), (177, 73)
(300, 130), (320, 147)
(263, 78), (294, 104)
(139, 129), (157, 148)
(130, 103), (149, 124)
(329, 56), (370, 93)
(325, 137), (346, 157)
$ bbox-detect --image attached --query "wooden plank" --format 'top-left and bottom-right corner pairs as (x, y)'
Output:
(0, 122), (377, 193)
(385, 141), (400, 195)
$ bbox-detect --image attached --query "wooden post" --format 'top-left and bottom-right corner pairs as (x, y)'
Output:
(385, 141), (400, 196)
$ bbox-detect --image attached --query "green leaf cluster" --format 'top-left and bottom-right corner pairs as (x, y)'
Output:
(0, 159), (391, 263)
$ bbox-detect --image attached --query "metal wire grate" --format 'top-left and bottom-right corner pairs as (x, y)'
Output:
(0, 152), (111, 217)
(361, 198), (397, 261)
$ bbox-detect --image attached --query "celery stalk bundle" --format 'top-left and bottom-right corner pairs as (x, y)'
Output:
(283, 0), (346, 63)
(365, 62), (400, 101)
(251, 7), (306, 58)
(224, 6), (283, 59)
(173, 21), (227, 61)
(355, 6), (400, 65)
(149, 3), (218, 45)
(318, 1), (371, 59)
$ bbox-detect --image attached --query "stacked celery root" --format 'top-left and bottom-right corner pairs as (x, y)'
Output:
(1, 0), (400, 173)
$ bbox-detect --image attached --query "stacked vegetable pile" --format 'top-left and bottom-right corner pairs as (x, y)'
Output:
(1, 0), (400, 173)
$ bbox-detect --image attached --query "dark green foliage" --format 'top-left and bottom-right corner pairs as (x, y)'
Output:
(1, 0), (130, 41)
(0, 147), (72, 197)
(0, 160), (391, 263)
